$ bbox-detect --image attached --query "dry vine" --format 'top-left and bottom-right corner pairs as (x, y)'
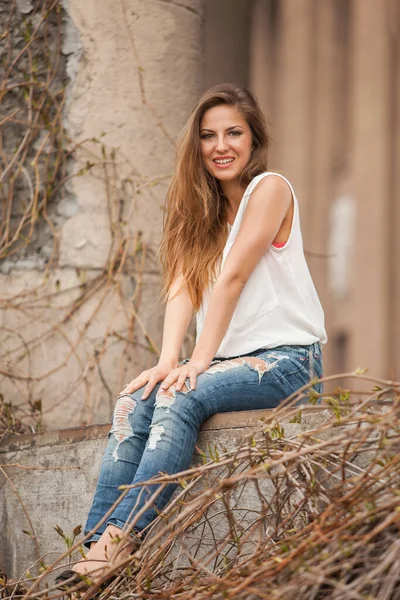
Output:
(1, 380), (399, 600)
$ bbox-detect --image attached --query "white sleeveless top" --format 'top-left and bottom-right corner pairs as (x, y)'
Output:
(195, 171), (327, 358)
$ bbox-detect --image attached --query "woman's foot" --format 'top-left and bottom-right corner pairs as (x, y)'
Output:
(73, 525), (137, 583)
(55, 525), (138, 594)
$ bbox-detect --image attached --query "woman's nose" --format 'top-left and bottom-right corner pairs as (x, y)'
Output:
(215, 136), (228, 152)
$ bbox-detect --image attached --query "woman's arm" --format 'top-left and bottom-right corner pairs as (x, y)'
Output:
(161, 175), (292, 391)
(159, 273), (195, 365)
(192, 176), (291, 364)
(121, 272), (194, 398)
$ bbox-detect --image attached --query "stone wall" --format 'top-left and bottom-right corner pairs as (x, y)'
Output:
(0, 407), (333, 579)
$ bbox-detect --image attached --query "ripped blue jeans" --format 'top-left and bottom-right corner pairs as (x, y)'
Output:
(84, 343), (323, 545)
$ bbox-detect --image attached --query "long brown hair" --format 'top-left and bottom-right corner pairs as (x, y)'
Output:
(158, 83), (270, 310)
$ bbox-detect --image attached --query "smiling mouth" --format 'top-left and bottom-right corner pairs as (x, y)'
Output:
(213, 158), (234, 165)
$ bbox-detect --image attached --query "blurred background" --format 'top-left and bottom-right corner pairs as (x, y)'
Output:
(204, 0), (400, 385)
(0, 0), (399, 431)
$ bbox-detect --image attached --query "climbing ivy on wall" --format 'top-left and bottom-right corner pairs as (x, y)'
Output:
(0, 0), (67, 263)
(0, 0), (170, 437)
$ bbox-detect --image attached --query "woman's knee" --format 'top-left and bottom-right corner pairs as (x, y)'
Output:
(113, 393), (139, 422)
(113, 383), (158, 415)
(111, 386), (157, 430)
(154, 379), (209, 425)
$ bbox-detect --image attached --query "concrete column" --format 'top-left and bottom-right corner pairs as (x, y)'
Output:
(0, 0), (205, 430)
(59, 0), (205, 420)
(203, 0), (253, 90)
(388, 0), (400, 380)
(249, 0), (273, 134)
(349, 0), (391, 376)
(306, 1), (337, 377)
(63, 0), (204, 262)
(273, 0), (316, 228)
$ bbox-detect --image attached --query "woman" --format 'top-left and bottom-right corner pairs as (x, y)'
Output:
(55, 83), (326, 590)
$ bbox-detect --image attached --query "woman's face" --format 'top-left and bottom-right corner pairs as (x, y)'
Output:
(199, 104), (253, 184)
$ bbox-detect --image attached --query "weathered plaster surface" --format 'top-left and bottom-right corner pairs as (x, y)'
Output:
(60, 0), (204, 268)
(0, 269), (146, 427)
(1, 0), (204, 430)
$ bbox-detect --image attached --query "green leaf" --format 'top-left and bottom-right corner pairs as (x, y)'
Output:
(289, 411), (302, 424)
(354, 366), (367, 375)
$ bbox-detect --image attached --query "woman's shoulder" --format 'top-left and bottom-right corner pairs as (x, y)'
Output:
(248, 171), (296, 199)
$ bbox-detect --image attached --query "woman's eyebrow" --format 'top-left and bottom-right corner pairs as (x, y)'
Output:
(200, 125), (244, 133)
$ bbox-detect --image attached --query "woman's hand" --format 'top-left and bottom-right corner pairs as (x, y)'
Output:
(120, 361), (178, 400)
(159, 359), (210, 394)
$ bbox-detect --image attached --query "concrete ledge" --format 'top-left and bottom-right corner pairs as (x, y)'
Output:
(0, 408), (331, 577)
(0, 407), (326, 453)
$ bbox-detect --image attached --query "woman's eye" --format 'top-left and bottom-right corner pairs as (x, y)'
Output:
(200, 131), (241, 140)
